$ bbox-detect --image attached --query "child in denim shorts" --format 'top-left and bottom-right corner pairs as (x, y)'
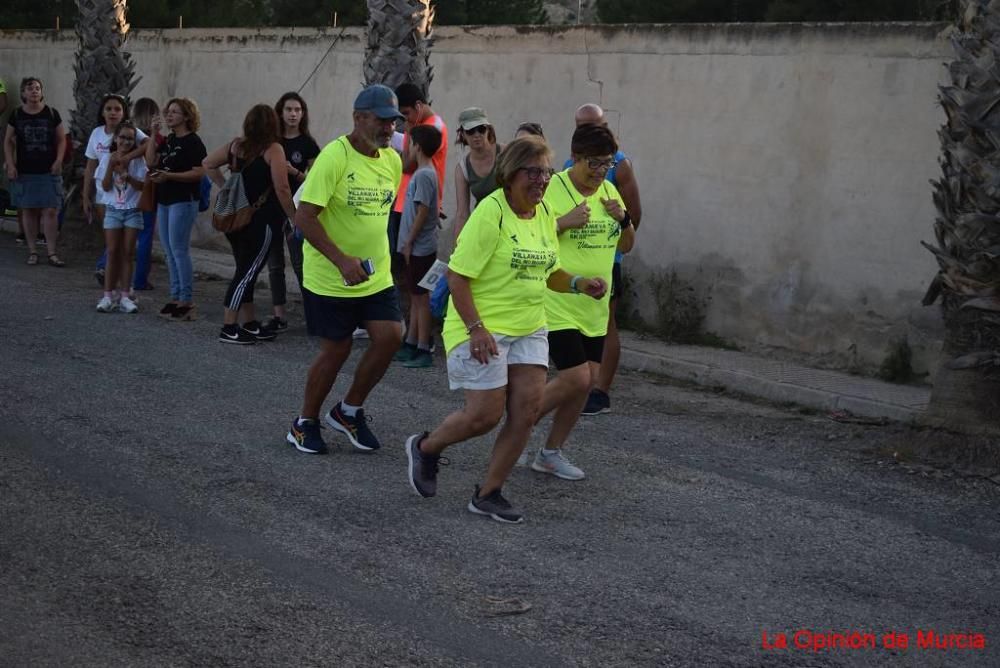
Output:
(96, 121), (147, 313)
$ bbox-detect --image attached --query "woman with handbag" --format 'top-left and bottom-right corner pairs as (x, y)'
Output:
(203, 104), (296, 345)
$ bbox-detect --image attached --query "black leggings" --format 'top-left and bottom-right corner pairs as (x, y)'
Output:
(266, 222), (304, 307)
(224, 219), (273, 310)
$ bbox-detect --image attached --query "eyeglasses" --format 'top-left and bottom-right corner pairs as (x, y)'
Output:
(464, 125), (489, 135)
(585, 157), (617, 171)
(518, 166), (555, 182)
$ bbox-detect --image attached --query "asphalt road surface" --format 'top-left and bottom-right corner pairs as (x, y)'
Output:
(1, 239), (998, 667)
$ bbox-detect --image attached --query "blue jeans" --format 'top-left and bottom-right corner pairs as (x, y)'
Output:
(134, 210), (156, 289)
(95, 211), (155, 288)
(157, 200), (198, 302)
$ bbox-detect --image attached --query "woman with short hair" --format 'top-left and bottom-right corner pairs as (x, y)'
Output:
(405, 136), (608, 524)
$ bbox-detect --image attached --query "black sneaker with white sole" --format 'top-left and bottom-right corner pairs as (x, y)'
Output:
(326, 402), (381, 451)
(467, 485), (524, 524)
(263, 316), (288, 332)
(581, 388), (611, 416)
(241, 320), (278, 342)
(219, 325), (256, 345)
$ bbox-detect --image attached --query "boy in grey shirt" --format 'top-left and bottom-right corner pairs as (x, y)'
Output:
(395, 124), (443, 367)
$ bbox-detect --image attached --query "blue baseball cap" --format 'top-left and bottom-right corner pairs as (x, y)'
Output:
(353, 84), (405, 120)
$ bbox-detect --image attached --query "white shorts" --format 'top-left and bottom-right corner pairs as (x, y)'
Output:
(446, 328), (548, 391)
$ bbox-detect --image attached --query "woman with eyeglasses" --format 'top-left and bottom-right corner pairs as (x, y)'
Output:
(95, 121), (148, 314)
(525, 124), (634, 481)
(404, 136), (607, 524)
(452, 107), (503, 239)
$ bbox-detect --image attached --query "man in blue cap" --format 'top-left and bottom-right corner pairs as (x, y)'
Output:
(286, 84), (405, 455)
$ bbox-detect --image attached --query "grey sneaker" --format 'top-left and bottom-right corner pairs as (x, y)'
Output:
(531, 449), (585, 481)
(516, 449), (531, 467)
(467, 485), (523, 524)
(405, 432), (448, 498)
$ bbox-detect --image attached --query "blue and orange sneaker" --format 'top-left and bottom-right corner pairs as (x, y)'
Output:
(326, 402), (381, 451)
(286, 417), (328, 454)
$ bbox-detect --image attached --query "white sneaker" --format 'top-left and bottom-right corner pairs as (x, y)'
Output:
(96, 295), (116, 313)
(352, 327), (369, 339)
(119, 296), (139, 313)
(531, 449), (585, 481)
(516, 450), (531, 467)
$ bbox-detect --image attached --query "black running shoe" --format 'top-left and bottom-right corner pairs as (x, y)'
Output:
(467, 485), (524, 524)
(581, 389), (611, 416)
(242, 320), (278, 342)
(158, 302), (178, 318)
(405, 432), (448, 498)
(218, 325), (256, 345)
(326, 402), (380, 451)
(286, 417), (328, 454)
(94, 268), (106, 287)
(263, 316), (288, 332)
(15, 233), (26, 246)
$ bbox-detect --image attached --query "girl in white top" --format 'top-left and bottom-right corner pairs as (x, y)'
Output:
(95, 122), (148, 314)
(83, 94), (147, 223)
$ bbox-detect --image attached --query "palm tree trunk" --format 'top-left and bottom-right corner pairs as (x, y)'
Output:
(923, 0), (1000, 436)
(71, 0), (140, 181)
(364, 0), (434, 95)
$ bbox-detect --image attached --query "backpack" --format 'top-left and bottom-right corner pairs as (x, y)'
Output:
(211, 141), (270, 234)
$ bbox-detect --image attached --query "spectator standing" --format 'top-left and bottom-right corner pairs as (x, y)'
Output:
(3, 77), (67, 266)
(285, 85), (404, 455)
(204, 105), (296, 344)
(514, 122), (544, 139)
(95, 121), (147, 314)
(130, 97), (162, 291)
(145, 97), (207, 322)
(394, 124), (442, 368)
(391, 83), (448, 270)
(264, 92), (320, 332)
(453, 107), (502, 239)
(403, 136), (607, 524)
(88, 94), (148, 287)
(570, 104), (643, 416)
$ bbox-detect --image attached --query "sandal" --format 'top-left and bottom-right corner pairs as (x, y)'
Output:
(47, 254), (66, 267)
(26, 252), (39, 265)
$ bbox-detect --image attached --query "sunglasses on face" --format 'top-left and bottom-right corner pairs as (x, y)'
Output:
(519, 166), (555, 182)
(585, 157), (617, 171)
(464, 125), (489, 136)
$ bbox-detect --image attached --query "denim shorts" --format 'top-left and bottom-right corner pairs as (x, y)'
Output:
(446, 327), (548, 391)
(103, 208), (144, 230)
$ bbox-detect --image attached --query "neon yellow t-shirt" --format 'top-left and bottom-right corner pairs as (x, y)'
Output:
(300, 135), (402, 297)
(442, 190), (561, 352)
(543, 170), (625, 336)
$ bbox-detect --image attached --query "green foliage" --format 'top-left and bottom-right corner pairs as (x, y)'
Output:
(597, 0), (955, 23)
(435, 0), (548, 25)
(877, 337), (915, 384)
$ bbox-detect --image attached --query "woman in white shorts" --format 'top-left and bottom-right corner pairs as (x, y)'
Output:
(404, 136), (607, 524)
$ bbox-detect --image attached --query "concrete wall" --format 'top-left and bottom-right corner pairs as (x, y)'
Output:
(0, 23), (951, 373)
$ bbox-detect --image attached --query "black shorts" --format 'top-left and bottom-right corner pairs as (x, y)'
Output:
(610, 262), (622, 300)
(302, 286), (402, 341)
(406, 253), (437, 295)
(548, 329), (605, 371)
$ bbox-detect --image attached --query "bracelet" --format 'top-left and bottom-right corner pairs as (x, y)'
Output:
(465, 319), (484, 334)
(570, 275), (583, 293)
